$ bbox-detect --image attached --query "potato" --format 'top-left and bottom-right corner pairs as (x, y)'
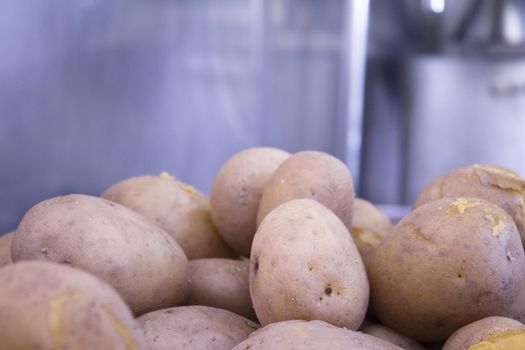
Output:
(256, 151), (355, 230)
(362, 324), (426, 350)
(351, 198), (393, 259)
(102, 173), (234, 259)
(443, 316), (525, 350)
(368, 197), (525, 342)
(0, 261), (147, 349)
(250, 198), (368, 329)
(509, 280), (525, 323)
(0, 231), (14, 267)
(232, 320), (403, 350)
(12, 194), (188, 315)
(137, 305), (259, 350)
(210, 147), (290, 256)
(187, 258), (255, 319)
(414, 164), (525, 242)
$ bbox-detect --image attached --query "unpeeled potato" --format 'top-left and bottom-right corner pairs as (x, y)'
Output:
(256, 151), (355, 231)
(443, 316), (525, 350)
(187, 258), (255, 319)
(232, 320), (403, 350)
(250, 199), (368, 330)
(102, 173), (234, 259)
(351, 198), (392, 260)
(137, 305), (259, 350)
(369, 197), (525, 342)
(361, 324), (426, 350)
(0, 261), (148, 349)
(414, 164), (525, 243)
(210, 147), (290, 256)
(12, 194), (189, 315)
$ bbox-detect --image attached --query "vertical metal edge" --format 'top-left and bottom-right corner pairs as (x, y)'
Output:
(338, 0), (370, 189)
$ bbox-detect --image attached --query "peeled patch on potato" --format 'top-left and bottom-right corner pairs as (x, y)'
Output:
(369, 197), (525, 342)
(256, 151), (355, 231)
(361, 324), (426, 350)
(187, 258), (255, 320)
(414, 164), (525, 242)
(12, 194), (189, 315)
(0, 261), (147, 349)
(443, 316), (525, 350)
(0, 231), (14, 268)
(351, 198), (393, 260)
(137, 305), (259, 350)
(232, 320), (403, 350)
(250, 199), (368, 329)
(102, 174), (234, 259)
(210, 147), (290, 256)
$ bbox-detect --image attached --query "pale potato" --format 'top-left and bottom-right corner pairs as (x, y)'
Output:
(102, 173), (234, 259)
(369, 198), (525, 342)
(12, 194), (188, 315)
(362, 324), (426, 350)
(210, 147), (290, 256)
(232, 320), (403, 350)
(351, 198), (393, 260)
(137, 305), (259, 350)
(0, 261), (148, 349)
(256, 151), (355, 230)
(509, 280), (525, 323)
(250, 199), (368, 329)
(414, 164), (525, 242)
(443, 316), (525, 350)
(187, 258), (255, 319)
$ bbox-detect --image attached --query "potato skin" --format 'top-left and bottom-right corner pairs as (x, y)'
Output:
(0, 261), (148, 350)
(102, 174), (234, 259)
(442, 316), (525, 350)
(137, 305), (259, 350)
(210, 147), (290, 256)
(369, 197), (525, 342)
(0, 231), (13, 268)
(256, 151), (355, 230)
(509, 280), (525, 323)
(352, 198), (393, 259)
(414, 164), (525, 242)
(250, 199), (368, 329)
(232, 320), (403, 350)
(362, 324), (426, 350)
(12, 194), (189, 315)
(187, 258), (255, 319)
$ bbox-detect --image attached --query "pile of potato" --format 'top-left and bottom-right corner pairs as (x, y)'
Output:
(1, 148), (525, 350)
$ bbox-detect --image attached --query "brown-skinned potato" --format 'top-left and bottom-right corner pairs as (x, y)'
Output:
(250, 199), (368, 329)
(256, 151), (355, 231)
(137, 305), (259, 350)
(414, 164), (525, 243)
(187, 258), (255, 320)
(12, 194), (189, 316)
(232, 320), (403, 350)
(369, 197), (525, 342)
(442, 316), (525, 350)
(210, 147), (290, 256)
(0, 261), (148, 349)
(102, 173), (235, 259)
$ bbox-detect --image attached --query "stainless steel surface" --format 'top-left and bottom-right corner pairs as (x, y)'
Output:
(0, 0), (369, 232)
(404, 55), (525, 203)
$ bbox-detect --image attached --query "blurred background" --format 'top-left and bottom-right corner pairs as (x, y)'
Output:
(2, 0), (525, 232)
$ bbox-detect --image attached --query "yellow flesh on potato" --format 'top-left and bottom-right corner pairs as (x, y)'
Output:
(467, 330), (525, 350)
